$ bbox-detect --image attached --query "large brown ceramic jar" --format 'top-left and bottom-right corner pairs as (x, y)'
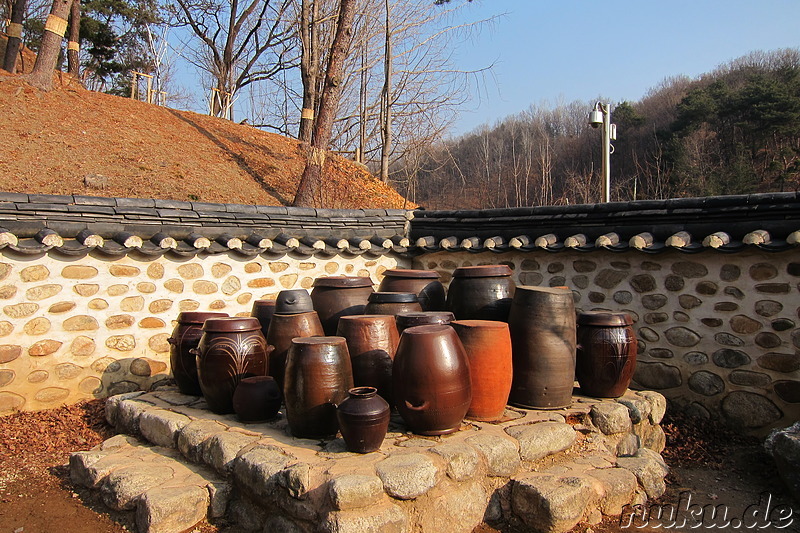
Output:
(232, 376), (282, 422)
(576, 312), (637, 398)
(395, 311), (455, 333)
(311, 276), (374, 335)
(393, 324), (471, 435)
(336, 314), (399, 406)
(168, 311), (228, 395)
(195, 317), (269, 414)
(336, 386), (391, 453)
(363, 292), (423, 316)
(507, 286), (576, 409)
(378, 269), (446, 311)
(250, 300), (276, 340)
(451, 320), (513, 422)
(266, 310), (324, 390)
(284, 336), (354, 438)
(446, 265), (516, 322)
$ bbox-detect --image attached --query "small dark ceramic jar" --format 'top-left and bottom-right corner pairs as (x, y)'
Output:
(168, 311), (228, 395)
(337, 386), (391, 453)
(446, 265), (516, 322)
(576, 312), (637, 398)
(274, 289), (314, 315)
(195, 317), (269, 414)
(250, 300), (276, 340)
(378, 269), (446, 311)
(311, 276), (374, 335)
(232, 375), (282, 422)
(363, 292), (422, 316)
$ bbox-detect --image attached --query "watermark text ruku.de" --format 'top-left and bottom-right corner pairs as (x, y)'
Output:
(620, 491), (794, 529)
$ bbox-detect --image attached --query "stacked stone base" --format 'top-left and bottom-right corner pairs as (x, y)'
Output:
(69, 387), (669, 533)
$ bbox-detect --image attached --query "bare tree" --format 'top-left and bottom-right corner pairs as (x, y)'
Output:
(170, 0), (296, 120)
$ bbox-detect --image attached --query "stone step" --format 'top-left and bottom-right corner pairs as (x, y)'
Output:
(70, 434), (230, 533)
(73, 386), (671, 533)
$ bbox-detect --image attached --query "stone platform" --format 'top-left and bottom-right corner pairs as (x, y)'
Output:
(70, 387), (669, 533)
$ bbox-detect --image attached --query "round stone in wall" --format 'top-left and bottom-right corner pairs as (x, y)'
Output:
(729, 370), (772, 388)
(703, 319), (723, 329)
(684, 352), (708, 366)
(678, 295), (702, 309)
(149, 333), (170, 353)
(49, 302), (76, 314)
(0, 285), (17, 299)
(772, 319), (795, 332)
(137, 282), (156, 294)
(139, 317), (165, 329)
(0, 369), (14, 387)
(130, 357), (168, 377)
(106, 314), (135, 329)
(629, 274), (656, 293)
(642, 294), (668, 310)
(664, 275), (684, 292)
(55, 363), (83, 381)
(588, 291), (605, 303)
(70, 336), (95, 356)
(91, 357), (121, 373)
(177, 263), (204, 279)
(671, 261), (708, 278)
(26, 284), (62, 301)
(640, 261), (661, 271)
(246, 262), (263, 274)
(0, 263), (10, 281)
(755, 300), (783, 317)
(721, 391), (782, 429)
(633, 362), (682, 390)
(696, 281), (718, 296)
(755, 332), (782, 349)
(595, 269), (627, 289)
(222, 276), (241, 295)
(149, 299), (173, 313)
(236, 293), (253, 305)
(147, 263), (165, 280)
(547, 262), (564, 274)
(35, 387), (70, 403)
(720, 264), (741, 282)
(714, 332), (744, 347)
(756, 283), (790, 294)
(613, 291), (632, 304)
(73, 284), (99, 297)
(648, 348), (674, 359)
(521, 259), (539, 271)
(0, 392), (25, 414)
(121, 296), (145, 312)
(749, 263), (778, 281)
(688, 371), (725, 396)
(108, 381), (140, 395)
(164, 279), (184, 293)
(0, 345), (21, 363)
(611, 261), (630, 270)
(773, 380), (800, 403)
(88, 299), (108, 310)
(79, 377), (103, 395)
(179, 300), (200, 311)
(664, 327), (701, 347)
(685, 402), (711, 420)
(24, 317), (51, 335)
(638, 327), (659, 342)
(5, 303), (39, 319)
(20, 265), (50, 282)
(644, 313), (669, 324)
(193, 280), (218, 295)
(519, 272), (543, 286)
(758, 353), (800, 373)
(673, 312), (690, 323)
(573, 260), (596, 273)
(0, 322), (12, 337)
(712, 349), (751, 368)
(29, 340), (62, 356)
(571, 275), (589, 289)
(109, 265), (140, 277)
(730, 315), (762, 334)
(106, 335), (136, 351)
(27, 370), (48, 383)
(723, 287), (745, 300)
(714, 302), (738, 312)
(212, 262), (233, 278)
(279, 274), (298, 288)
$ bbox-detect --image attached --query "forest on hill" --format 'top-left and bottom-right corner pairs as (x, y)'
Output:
(392, 49), (800, 210)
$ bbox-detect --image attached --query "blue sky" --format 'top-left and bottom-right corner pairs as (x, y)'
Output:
(447, 0), (800, 135)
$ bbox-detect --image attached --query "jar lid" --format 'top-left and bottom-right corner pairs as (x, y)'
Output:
(275, 289), (313, 314)
(177, 311), (228, 324)
(452, 265), (513, 278)
(368, 291), (419, 303)
(202, 317), (263, 332)
(382, 269), (440, 279)
(577, 311), (633, 327)
(395, 311), (454, 328)
(312, 276), (373, 288)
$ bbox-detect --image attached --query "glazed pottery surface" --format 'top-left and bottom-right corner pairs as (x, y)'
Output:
(507, 286), (576, 409)
(393, 324), (471, 435)
(250, 300), (276, 340)
(378, 269), (446, 311)
(168, 311), (228, 395)
(576, 312), (638, 398)
(446, 265), (516, 322)
(232, 375), (282, 422)
(451, 319), (513, 422)
(336, 386), (391, 453)
(195, 317), (270, 414)
(363, 292), (423, 316)
(284, 336), (354, 438)
(395, 311), (455, 333)
(336, 314), (399, 406)
(311, 276), (374, 335)
(275, 289), (314, 315)
(266, 311), (324, 390)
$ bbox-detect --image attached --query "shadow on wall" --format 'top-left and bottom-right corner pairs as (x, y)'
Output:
(95, 357), (173, 399)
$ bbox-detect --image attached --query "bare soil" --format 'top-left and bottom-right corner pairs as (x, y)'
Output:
(0, 72), (413, 209)
(1, 403), (797, 533)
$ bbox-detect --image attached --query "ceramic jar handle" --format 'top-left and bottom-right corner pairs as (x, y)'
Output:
(404, 399), (430, 411)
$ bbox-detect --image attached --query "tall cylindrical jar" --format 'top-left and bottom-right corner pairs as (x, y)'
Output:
(266, 310), (324, 391)
(195, 317), (269, 414)
(336, 386), (391, 453)
(451, 320), (513, 422)
(446, 265), (516, 322)
(311, 276), (374, 335)
(284, 336), (354, 438)
(250, 300), (276, 340)
(168, 312), (228, 395)
(378, 269), (446, 311)
(363, 292), (423, 316)
(393, 324), (471, 435)
(336, 314), (399, 406)
(576, 312), (637, 398)
(507, 286), (576, 409)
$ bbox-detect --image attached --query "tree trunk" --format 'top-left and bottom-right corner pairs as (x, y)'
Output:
(292, 0), (358, 207)
(66, 0), (80, 78)
(2, 0), (26, 73)
(379, 0), (391, 182)
(298, 0), (319, 143)
(27, 0), (72, 90)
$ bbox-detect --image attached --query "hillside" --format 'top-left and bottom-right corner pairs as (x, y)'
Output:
(0, 72), (413, 209)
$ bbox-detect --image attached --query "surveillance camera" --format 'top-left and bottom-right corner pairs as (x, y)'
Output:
(588, 109), (603, 128)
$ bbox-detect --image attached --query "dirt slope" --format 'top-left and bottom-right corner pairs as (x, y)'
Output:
(0, 72), (413, 209)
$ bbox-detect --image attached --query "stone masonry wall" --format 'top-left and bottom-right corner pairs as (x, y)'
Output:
(0, 250), (407, 415)
(414, 249), (800, 435)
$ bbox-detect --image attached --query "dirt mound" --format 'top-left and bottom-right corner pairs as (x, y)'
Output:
(0, 73), (413, 209)
(0, 34), (37, 74)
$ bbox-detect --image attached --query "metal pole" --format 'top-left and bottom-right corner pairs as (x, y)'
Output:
(602, 103), (611, 203)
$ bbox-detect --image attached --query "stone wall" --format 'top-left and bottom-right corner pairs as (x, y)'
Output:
(0, 250), (406, 415)
(414, 249), (800, 435)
